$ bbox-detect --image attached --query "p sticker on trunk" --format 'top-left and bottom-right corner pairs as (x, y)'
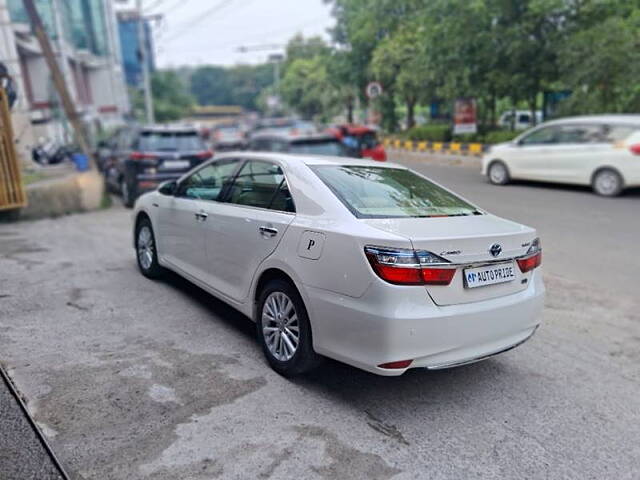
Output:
(298, 231), (325, 260)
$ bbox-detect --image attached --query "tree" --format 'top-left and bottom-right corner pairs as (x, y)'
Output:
(227, 64), (275, 110)
(189, 66), (233, 106)
(280, 57), (338, 120)
(558, 7), (640, 114)
(148, 71), (194, 122)
(371, 26), (429, 129)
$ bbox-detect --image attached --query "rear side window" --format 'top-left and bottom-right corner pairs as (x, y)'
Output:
(138, 131), (204, 151)
(312, 166), (477, 218)
(226, 160), (294, 212)
(289, 140), (348, 156)
(178, 160), (240, 201)
(604, 125), (638, 142)
(522, 124), (610, 145)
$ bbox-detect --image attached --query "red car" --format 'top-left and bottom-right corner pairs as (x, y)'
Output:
(328, 125), (387, 162)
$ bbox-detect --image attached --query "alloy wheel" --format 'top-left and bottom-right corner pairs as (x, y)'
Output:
(262, 292), (300, 362)
(594, 170), (621, 196)
(489, 162), (508, 184)
(137, 226), (154, 271)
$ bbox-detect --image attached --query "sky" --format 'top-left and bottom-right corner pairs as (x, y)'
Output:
(121, 0), (337, 68)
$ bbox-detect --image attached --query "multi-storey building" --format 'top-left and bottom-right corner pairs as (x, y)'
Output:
(0, 0), (129, 163)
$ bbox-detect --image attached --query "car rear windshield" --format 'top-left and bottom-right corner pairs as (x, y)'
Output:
(312, 166), (478, 218)
(138, 131), (204, 151)
(290, 140), (348, 156)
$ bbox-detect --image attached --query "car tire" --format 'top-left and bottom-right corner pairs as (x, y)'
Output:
(135, 217), (164, 279)
(257, 279), (322, 377)
(122, 178), (136, 208)
(488, 161), (510, 185)
(592, 168), (623, 197)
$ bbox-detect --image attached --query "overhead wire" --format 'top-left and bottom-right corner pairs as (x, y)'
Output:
(163, 0), (239, 42)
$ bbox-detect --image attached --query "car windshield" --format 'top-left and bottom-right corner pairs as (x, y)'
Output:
(290, 140), (348, 156)
(312, 166), (478, 218)
(138, 131), (204, 151)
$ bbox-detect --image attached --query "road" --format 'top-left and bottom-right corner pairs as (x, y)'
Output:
(0, 157), (639, 480)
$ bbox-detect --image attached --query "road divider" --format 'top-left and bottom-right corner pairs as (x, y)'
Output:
(384, 138), (487, 157)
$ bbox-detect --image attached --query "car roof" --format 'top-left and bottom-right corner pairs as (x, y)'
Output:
(216, 151), (403, 169)
(251, 132), (338, 143)
(140, 124), (199, 133)
(544, 115), (640, 126)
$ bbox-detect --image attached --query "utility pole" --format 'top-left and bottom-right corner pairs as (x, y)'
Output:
(22, 0), (95, 168)
(136, 0), (154, 124)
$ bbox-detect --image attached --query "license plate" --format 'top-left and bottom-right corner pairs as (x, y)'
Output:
(161, 160), (190, 170)
(464, 262), (516, 289)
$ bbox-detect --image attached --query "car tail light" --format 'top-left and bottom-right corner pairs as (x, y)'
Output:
(378, 359), (413, 369)
(130, 152), (157, 160)
(629, 143), (640, 155)
(517, 237), (542, 273)
(196, 150), (213, 160)
(365, 247), (455, 286)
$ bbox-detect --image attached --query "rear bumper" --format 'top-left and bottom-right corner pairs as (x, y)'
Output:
(134, 173), (182, 194)
(305, 270), (544, 376)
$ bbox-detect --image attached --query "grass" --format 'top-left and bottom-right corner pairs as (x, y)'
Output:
(21, 171), (47, 186)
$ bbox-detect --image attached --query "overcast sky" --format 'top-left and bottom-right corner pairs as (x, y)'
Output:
(124, 0), (336, 68)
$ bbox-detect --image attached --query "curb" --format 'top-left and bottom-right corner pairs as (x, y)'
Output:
(383, 138), (488, 157)
(0, 364), (70, 480)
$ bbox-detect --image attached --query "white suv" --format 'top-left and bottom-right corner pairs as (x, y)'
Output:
(483, 115), (640, 196)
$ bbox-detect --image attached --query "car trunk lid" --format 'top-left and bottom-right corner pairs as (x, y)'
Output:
(363, 215), (537, 306)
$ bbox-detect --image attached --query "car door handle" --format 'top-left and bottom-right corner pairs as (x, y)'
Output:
(194, 211), (208, 221)
(259, 226), (278, 238)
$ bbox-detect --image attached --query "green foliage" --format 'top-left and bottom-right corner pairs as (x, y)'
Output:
(150, 71), (195, 123)
(484, 130), (521, 144)
(280, 56), (338, 121)
(187, 64), (274, 111)
(555, 10), (640, 115)
(189, 66), (232, 106)
(326, 0), (639, 133)
(405, 124), (452, 142)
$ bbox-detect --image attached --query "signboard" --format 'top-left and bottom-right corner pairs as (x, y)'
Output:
(366, 82), (383, 99)
(453, 97), (477, 134)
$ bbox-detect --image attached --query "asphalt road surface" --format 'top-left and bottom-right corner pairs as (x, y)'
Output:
(0, 157), (638, 480)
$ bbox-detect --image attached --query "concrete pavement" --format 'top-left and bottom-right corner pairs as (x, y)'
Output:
(0, 158), (639, 479)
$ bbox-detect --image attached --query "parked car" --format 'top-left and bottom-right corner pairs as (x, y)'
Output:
(249, 117), (297, 138)
(247, 132), (350, 157)
(211, 124), (246, 151)
(483, 115), (640, 196)
(133, 153), (544, 376)
(498, 110), (543, 131)
(328, 124), (387, 161)
(103, 125), (212, 207)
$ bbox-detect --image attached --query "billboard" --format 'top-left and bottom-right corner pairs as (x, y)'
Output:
(453, 97), (477, 134)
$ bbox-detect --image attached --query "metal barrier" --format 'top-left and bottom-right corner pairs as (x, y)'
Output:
(0, 88), (26, 211)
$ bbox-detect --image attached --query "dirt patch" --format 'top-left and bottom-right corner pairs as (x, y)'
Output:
(293, 424), (402, 480)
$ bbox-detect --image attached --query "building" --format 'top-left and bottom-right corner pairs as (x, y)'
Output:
(117, 10), (155, 87)
(0, 0), (129, 163)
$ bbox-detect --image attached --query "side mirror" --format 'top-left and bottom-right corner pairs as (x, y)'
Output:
(159, 180), (177, 196)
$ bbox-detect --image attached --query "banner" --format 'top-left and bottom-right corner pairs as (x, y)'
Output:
(453, 97), (477, 134)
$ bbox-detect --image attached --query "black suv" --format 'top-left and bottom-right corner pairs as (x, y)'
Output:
(247, 132), (350, 157)
(102, 126), (212, 207)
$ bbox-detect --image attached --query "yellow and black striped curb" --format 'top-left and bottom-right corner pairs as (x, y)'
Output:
(383, 138), (487, 157)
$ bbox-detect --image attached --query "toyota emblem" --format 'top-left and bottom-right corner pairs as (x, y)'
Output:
(489, 243), (502, 257)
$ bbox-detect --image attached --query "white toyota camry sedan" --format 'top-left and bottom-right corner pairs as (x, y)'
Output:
(133, 153), (544, 376)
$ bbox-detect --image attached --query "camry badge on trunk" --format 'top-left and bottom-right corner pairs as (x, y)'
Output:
(489, 243), (503, 257)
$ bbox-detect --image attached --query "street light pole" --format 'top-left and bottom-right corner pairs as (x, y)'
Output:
(136, 0), (154, 124)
